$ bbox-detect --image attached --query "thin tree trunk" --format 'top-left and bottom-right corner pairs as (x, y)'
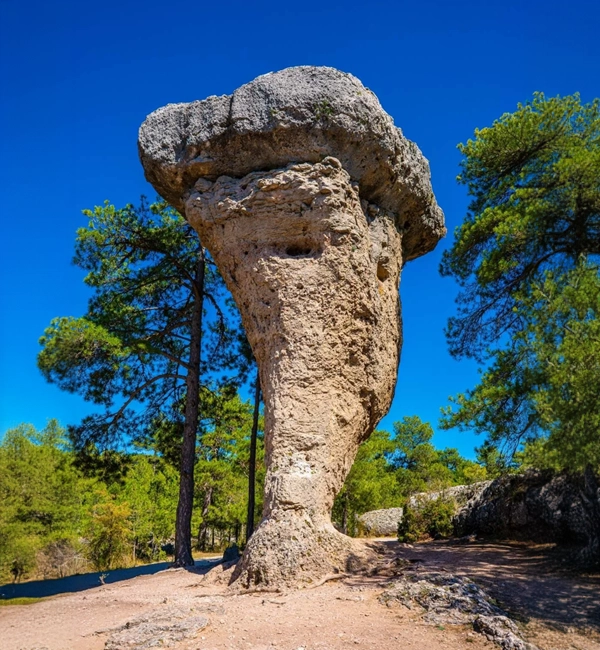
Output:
(197, 484), (213, 551)
(246, 376), (261, 543)
(173, 247), (206, 567)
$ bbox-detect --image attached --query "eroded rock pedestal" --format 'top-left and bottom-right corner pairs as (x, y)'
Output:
(186, 158), (401, 585)
(139, 66), (445, 587)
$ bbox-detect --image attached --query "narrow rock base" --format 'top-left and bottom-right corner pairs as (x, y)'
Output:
(231, 513), (373, 589)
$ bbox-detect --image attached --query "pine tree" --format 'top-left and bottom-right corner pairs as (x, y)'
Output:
(38, 199), (239, 565)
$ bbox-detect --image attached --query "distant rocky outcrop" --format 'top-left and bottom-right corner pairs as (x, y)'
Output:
(454, 467), (600, 566)
(359, 471), (600, 565)
(359, 481), (491, 537)
(359, 507), (404, 536)
(408, 481), (492, 510)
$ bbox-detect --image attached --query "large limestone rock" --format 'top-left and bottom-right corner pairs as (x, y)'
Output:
(454, 468), (600, 566)
(359, 507), (405, 537)
(408, 481), (492, 510)
(139, 66), (445, 587)
(138, 66), (444, 262)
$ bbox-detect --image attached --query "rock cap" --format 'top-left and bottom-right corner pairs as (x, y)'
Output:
(138, 66), (445, 260)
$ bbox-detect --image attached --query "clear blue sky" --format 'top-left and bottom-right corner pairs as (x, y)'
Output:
(1, 0), (598, 457)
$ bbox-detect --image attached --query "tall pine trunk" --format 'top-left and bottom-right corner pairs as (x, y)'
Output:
(246, 376), (261, 542)
(173, 247), (205, 567)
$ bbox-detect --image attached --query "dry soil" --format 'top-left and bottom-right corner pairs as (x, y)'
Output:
(1, 539), (598, 650)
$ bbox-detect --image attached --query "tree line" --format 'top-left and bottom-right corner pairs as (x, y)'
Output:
(440, 92), (599, 471)
(0, 413), (497, 583)
(0, 405), (264, 583)
(1, 410), (567, 584)
(36, 198), (260, 567)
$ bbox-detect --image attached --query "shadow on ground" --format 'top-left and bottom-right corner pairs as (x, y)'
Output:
(0, 557), (221, 600)
(370, 539), (600, 631)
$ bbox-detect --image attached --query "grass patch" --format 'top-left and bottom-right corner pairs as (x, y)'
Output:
(0, 597), (46, 606)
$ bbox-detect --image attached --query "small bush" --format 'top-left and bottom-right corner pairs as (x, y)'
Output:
(37, 539), (88, 579)
(0, 532), (40, 583)
(397, 506), (421, 543)
(398, 496), (456, 542)
(85, 501), (132, 571)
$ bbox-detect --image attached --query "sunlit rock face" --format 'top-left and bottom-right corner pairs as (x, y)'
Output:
(139, 66), (445, 587)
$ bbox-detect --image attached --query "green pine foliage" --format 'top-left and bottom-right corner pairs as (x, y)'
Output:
(1, 413), (484, 582)
(0, 410), (262, 583)
(333, 430), (402, 536)
(444, 262), (600, 469)
(441, 92), (600, 469)
(397, 497), (456, 543)
(0, 421), (89, 582)
(0, 421), (177, 582)
(37, 198), (239, 461)
(194, 387), (265, 550)
(36, 198), (250, 566)
(441, 93), (600, 361)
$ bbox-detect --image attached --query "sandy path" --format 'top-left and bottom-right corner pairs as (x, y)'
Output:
(390, 539), (600, 650)
(0, 565), (490, 650)
(1, 540), (598, 650)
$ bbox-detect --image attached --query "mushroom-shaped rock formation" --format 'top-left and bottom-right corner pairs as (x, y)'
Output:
(139, 66), (445, 588)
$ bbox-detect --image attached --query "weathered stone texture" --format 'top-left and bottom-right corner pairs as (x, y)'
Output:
(186, 159), (402, 585)
(454, 468), (600, 566)
(408, 481), (492, 510)
(138, 66), (444, 587)
(359, 507), (404, 536)
(381, 571), (538, 650)
(104, 607), (209, 649)
(139, 66), (445, 262)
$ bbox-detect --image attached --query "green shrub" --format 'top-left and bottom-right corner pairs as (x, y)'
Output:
(397, 496), (456, 542)
(421, 497), (455, 538)
(85, 500), (132, 571)
(397, 505), (421, 543)
(0, 528), (40, 583)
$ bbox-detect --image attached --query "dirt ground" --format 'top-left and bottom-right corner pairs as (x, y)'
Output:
(1, 539), (598, 650)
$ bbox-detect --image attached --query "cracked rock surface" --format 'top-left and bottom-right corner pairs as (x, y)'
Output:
(380, 571), (538, 650)
(138, 66), (444, 588)
(186, 158), (401, 586)
(359, 507), (405, 536)
(103, 606), (209, 649)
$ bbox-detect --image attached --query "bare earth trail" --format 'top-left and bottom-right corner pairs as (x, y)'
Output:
(1, 540), (598, 650)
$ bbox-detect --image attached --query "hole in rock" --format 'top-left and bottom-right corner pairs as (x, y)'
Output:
(377, 262), (390, 281)
(285, 245), (313, 258)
